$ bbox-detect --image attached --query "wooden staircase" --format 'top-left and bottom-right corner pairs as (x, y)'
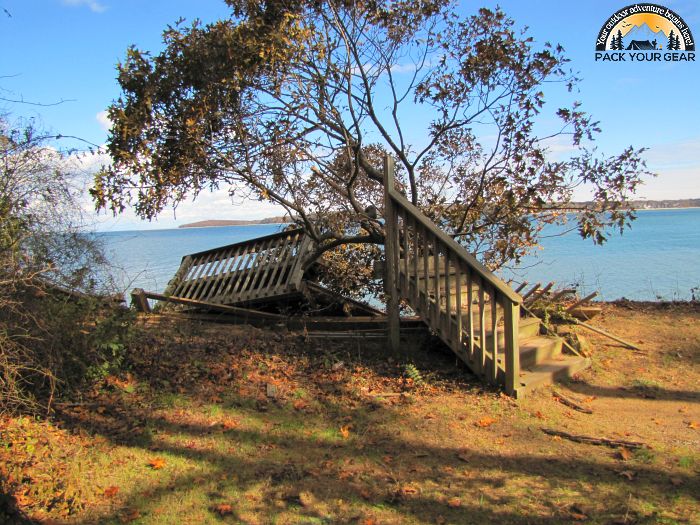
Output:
(382, 157), (589, 398)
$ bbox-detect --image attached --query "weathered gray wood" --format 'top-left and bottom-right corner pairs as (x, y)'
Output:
(139, 290), (285, 320)
(565, 292), (599, 312)
(490, 286), (498, 384)
(130, 288), (152, 313)
(521, 283), (541, 302)
(383, 155), (401, 355)
(503, 300), (520, 396)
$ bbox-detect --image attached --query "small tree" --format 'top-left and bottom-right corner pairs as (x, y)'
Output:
(93, 1), (650, 280)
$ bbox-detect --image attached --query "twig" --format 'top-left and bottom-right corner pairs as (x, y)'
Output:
(541, 428), (646, 449)
(552, 390), (593, 414)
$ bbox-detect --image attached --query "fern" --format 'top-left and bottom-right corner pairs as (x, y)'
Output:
(404, 363), (425, 386)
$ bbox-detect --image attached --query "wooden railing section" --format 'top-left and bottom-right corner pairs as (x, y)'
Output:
(383, 157), (523, 395)
(165, 229), (312, 305)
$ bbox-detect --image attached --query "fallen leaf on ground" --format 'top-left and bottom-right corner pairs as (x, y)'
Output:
(212, 503), (234, 516)
(533, 410), (545, 419)
(222, 419), (239, 430)
(148, 457), (166, 470)
(618, 470), (635, 481)
(447, 497), (461, 508)
(339, 425), (351, 439)
(670, 477), (683, 486)
(104, 486), (119, 498)
(457, 452), (470, 462)
(687, 421), (699, 430)
(474, 416), (497, 428)
(119, 508), (140, 523)
(617, 447), (632, 461)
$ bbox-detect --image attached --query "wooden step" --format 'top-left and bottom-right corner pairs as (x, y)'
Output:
(518, 335), (563, 368)
(512, 355), (591, 398)
(472, 316), (541, 349)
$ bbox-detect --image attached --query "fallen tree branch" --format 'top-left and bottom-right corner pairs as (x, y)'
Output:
(552, 390), (593, 414)
(541, 428), (646, 449)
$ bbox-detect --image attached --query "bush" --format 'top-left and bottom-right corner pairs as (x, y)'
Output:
(0, 116), (132, 414)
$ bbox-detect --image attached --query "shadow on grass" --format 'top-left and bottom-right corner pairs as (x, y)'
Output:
(48, 319), (698, 524)
(55, 386), (700, 525)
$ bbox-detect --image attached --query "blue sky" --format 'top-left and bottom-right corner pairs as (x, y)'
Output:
(1, 0), (698, 230)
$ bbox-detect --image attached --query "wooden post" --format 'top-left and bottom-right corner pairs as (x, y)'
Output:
(383, 155), (401, 355)
(130, 288), (152, 313)
(503, 301), (520, 397)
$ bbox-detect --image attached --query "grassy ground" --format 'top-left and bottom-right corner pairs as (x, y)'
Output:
(1, 302), (698, 524)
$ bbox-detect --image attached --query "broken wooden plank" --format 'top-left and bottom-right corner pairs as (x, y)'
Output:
(571, 318), (641, 350)
(565, 292), (599, 312)
(136, 290), (286, 321)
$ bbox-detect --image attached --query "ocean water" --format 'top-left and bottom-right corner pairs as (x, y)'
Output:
(99, 208), (700, 301)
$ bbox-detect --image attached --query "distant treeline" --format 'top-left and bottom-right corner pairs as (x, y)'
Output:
(179, 217), (289, 228)
(567, 198), (700, 210)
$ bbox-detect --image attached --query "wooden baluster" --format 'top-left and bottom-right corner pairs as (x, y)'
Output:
(214, 244), (245, 302)
(412, 218), (419, 306)
(467, 268), (475, 367)
(490, 287), (499, 384)
(193, 247), (230, 301)
(433, 236), (441, 325)
(402, 213), (409, 297)
(503, 300), (520, 397)
(422, 227), (430, 316)
(444, 250), (452, 342)
(455, 260), (462, 351)
(479, 278), (486, 376)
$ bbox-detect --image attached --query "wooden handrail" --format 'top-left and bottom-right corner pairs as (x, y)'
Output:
(386, 189), (522, 304)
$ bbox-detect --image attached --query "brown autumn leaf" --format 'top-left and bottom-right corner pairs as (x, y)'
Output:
(533, 410), (545, 419)
(361, 518), (378, 525)
(119, 508), (140, 523)
(617, 447), (633, 461)
(670, 477), (683, 486)
(222, 419), (239, 431)
(619, 470), (635, 481)
(339, 425), (351, 439)
(148, 457), (166, 470)
(447, 497), (461, 508)
(687, 421), (699, 430)
(104, 486), (119, 498)
(213, 503), (234, 516)
(293, 399), (308, 411)
(475, 416), (497, 428)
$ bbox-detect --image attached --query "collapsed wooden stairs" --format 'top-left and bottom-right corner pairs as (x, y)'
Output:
(134, 157), (590, 398)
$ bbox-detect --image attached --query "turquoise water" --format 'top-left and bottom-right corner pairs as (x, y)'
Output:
(100, 208), (700, 301)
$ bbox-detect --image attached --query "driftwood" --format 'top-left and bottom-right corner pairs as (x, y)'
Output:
(552, 390), (593, 414)
(541, 428), (646, 449)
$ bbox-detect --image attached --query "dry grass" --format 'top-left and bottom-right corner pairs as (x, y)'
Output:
(1, 303), (698, 524)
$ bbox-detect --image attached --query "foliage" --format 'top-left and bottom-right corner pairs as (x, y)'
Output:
(94, 0), (651, 284)
(0, 116), (132, 414)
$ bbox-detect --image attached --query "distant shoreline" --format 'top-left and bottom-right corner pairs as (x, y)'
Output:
(178, 218), (289, 229)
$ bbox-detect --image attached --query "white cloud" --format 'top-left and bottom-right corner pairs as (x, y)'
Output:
(61, 0), (107, 13)
(96, 110), (111, 132)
